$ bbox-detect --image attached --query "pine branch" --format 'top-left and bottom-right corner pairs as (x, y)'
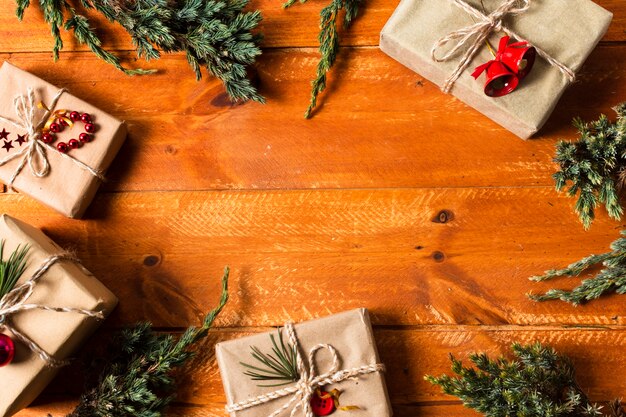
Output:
(553, 103), (626, 229)
(61, 267), (230, 417)
(529, 231), (626, 305)
(15, 0), (264, 103)
(240, 328), (299, 387)
(426, 342), (604, 417)
(0, 241), (29, 299)
(283, 0), (363, 118)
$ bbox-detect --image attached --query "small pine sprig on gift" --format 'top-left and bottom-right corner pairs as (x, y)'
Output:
(610, 400), (626, 417)
(553, 103), (626, 229)
(426, 342), (604, 417)
(283, 0), (362, 118)
(241, 328), (299, 387)
(61, 267), (230, 417)
(528, 231), (626, 305)
(14, 0), (264, 103)
(0, 241), (29, 299)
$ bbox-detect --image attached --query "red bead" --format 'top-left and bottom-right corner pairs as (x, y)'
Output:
(57, 142), (68, 153)
(80, 113), (92, 123)
(42, 133), (55, 144)
(69, 111), (81, 122)
(84, 123), (95, 133)
(0, 334), (15, 367)
(68, 139), (80, 149)
(49, 122), (62, 133)
(59, 118), (70, 127)
(310, 391), (335, 417)
(79, 133), (92, 143)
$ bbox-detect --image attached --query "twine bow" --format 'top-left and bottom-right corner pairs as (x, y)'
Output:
(0, 253), (104, 367)
(226, 322), (385, 417)
(431, 0), (576, 93)
(0, 88), (104, 189)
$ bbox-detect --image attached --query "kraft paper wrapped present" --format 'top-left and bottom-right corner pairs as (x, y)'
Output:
(379, 0), (613, 139)
(0, 214), (118, 417)
(216, 309), (392, 417)
(0, 62), (127, 217)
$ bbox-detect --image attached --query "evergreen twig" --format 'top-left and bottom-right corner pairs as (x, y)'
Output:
(283, 0), (362, 118)
(529, 231), (626, 304)
(15, 0), (264, 103)
(60, 267), (230, 417)
(553, 103), (626, 229)
(426, 342), (604, 417)
(240, 328), (299, 387)
(0, 241), (29, 299)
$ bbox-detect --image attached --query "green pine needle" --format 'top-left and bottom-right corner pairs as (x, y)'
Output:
(15, 0), (264, 103)
(284, 0), (363, 118)
(528, 231), (626, 305)
(0, 241), (30, 299)
(61, 267), (230, 417)
(553, 103), (626, 229)
(427, 342), (604, 417)
(241, 328), (299, 387)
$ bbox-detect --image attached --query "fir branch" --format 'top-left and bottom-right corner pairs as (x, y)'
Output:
(426, 342), (604, 417)
(15, 0), (264, 103)
(0, 241), (29, 299)
(240, 328), (299, 387)
(283, 0), (362, 118)
(529, 231), (626, 305)
(553, 103), (626, 229)
(62, 267), (230, 417)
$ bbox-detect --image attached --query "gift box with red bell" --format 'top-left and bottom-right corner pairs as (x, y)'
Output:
(0, 62), (127, 217)
(379, 0), (612, 139)
(216, 309), (392, 417)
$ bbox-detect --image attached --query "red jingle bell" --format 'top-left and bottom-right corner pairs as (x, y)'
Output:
(472, 60), (519, 97)
(497, 36), (536, 79)
(0, 333), (15, 367)
(310, 391), (336, 416)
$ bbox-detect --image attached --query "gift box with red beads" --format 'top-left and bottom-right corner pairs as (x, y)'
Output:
(379, 0), (612, 139)
(0, 62), (127, 217)
(0, 214), (117, 417)
(216, 309), (392, 417)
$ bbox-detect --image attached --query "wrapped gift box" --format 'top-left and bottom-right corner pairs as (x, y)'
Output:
(0, 62), (127, 217)
(379, 0), (613, 139)
(0, 214), (117, 417)
(216, 308), (392, 417)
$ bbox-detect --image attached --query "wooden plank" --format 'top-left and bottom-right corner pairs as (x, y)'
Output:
(0, 188), (623, 327)
(0, 0), (624, 54)
(2, 45), (626, 192)
(15, 326), (626, 416)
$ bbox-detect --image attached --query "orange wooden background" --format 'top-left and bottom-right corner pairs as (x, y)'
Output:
(1, 0), (624, 416)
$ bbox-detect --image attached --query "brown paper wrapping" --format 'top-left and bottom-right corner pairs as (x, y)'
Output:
(379, 0), (613, 139)
(216, 309), (392, 417)
(0, 214), (118, 417)
(0, 62), (127, 217)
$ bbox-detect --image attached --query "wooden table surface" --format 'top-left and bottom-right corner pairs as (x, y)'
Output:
(3, 1), (625, 416)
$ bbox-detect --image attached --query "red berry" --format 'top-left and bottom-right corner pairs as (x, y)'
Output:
(69, 111), (81, 122)
(84, 123), (95, 133)
(79, 133), (92, 143)
(42, 133), (55, 144)
(80, 113), (92, 123)
(57, 142), (68, 153)
(68, 139), (80, 149)
(310, 391), (335, 417)
(0, 334), (15, 367)
(49, 122), (62, 133)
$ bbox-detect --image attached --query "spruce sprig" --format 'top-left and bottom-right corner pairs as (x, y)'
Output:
(427, 342), (604, 417)
(15, 0), (264, 103)
(283, 0), (362, 118)
(0, 241), (29, 299)
(241, 328), (299, 387)
(553, 103), (626, 229)
(529, 231), (626, 305)
(62, 267), (230, 417)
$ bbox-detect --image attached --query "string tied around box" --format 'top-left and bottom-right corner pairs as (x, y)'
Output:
(0, 252), (104, 367)
(430, 0), (576, 93)
(226, 322), (385, 417)
(0, 88), (104, 189)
